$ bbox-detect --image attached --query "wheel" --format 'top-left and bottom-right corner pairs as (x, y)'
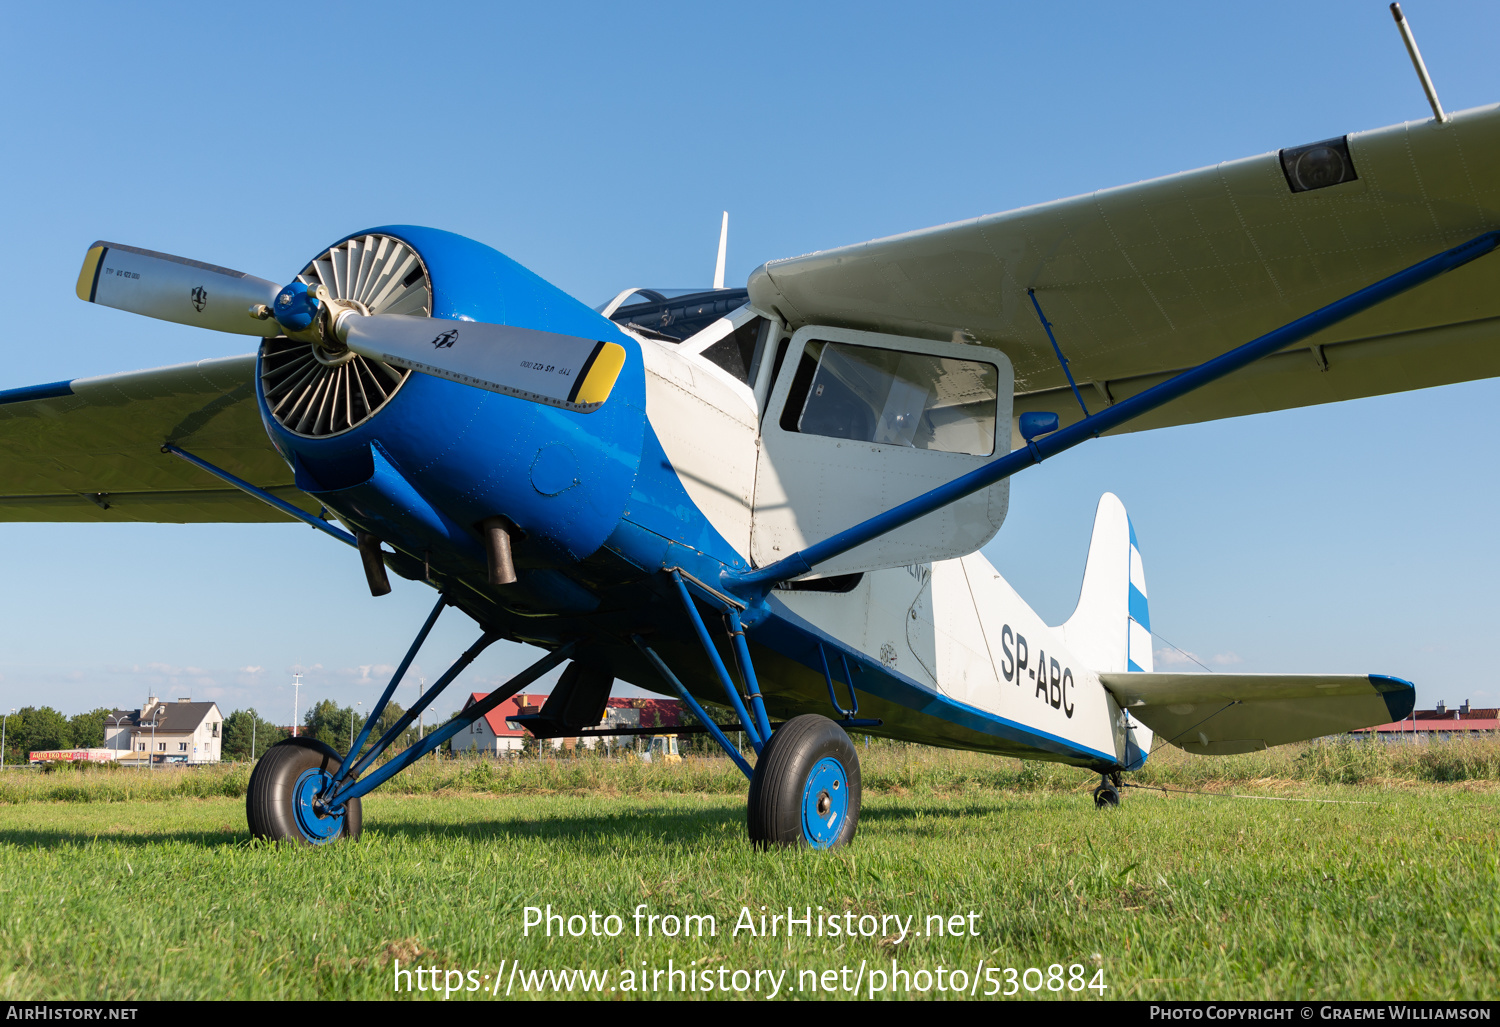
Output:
(246, 737), (363, 844)
(1093, 783), (1121, 809)
(748, 715), (860, 849)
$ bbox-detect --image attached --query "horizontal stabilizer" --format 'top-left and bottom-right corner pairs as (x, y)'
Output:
(1099, 672), (1415, 755)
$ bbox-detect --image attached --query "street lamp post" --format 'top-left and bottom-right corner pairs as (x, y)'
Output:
(106, 713), (131, 769)
(352, 701), (363, 756)
(292, 672), (303, 738)
(1, 709), (13, 769)
(147, 703), (164, 771)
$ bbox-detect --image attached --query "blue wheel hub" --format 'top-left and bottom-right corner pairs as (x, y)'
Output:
(800, 756), (850, 848)
(292, 767), (346, 843)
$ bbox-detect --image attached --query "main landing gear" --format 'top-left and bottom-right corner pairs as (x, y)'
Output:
(633, 571), (878, 850)
(243, 573), (876, 851)
(748, 715), (861, 849)
(247, 737), (362, 844)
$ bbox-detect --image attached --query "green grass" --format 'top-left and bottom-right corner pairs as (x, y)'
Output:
(0, 741), (1496, 1000)
(7, 733), (1498, 806)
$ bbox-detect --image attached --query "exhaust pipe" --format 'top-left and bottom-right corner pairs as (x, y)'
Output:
(480, 517), (518, 585)
(356, 533), (393, 597)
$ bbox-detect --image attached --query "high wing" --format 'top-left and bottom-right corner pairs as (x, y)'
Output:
(0, 355), (315, 523)
(748, 104), (1500, 441)
(1100, 672), (1415, 755)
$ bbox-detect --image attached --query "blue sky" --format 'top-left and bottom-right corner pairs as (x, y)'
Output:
(1, 1), (1497, 722)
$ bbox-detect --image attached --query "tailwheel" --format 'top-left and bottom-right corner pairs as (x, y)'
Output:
(1093, 770), (1123, 809)
(748, 714), (860, 849)
(247, 737), (363, 844)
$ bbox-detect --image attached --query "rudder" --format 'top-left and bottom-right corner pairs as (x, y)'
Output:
(1062, 493), (1152, 675)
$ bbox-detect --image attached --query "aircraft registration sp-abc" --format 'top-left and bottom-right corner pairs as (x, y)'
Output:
(7, 66), (1500, 847)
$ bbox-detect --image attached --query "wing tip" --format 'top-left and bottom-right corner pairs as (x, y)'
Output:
(1369, 674), (1417, 721)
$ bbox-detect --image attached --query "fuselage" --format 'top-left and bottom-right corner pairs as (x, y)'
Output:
(257, 226), (1144, 771)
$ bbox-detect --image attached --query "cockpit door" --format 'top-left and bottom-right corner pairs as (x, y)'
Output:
(751, 326), (1013, 578)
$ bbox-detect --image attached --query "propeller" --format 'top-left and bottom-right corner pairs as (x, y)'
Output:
(333, 310), (626, 413)
(77, 241), (281, 337)
(76, 240), (628, 413)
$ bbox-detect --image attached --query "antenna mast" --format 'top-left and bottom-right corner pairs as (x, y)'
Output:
(1390, 3), (1448, 123)
(713, 212), (728, 290)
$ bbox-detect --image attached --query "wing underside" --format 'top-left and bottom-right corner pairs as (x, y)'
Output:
(1100, 672), (1415, 755)
(749, 104), (1500, 440)
(0, 354), (315, 523)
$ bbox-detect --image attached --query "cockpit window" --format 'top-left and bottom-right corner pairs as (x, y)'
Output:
(781, 340), (998, 456)
(604, 288), (750, 342)
(700, 317), (768, 385)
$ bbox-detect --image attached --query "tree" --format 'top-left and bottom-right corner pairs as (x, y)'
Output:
(222, 708), (287, 761)
(299, 699), (423, 758)
(8, 706), (72, 761)
(68, 707), (111, 749)
(368, 700), (422, 752)
(436, 710), (464, 754)
(1, 710), (28, 766)
(303, 699), (349, 750)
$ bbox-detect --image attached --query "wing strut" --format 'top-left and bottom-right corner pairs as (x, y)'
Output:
(164, 444), (357, 547)
(728, 230), (1500, 593)
(1027, 289), (1090, 418)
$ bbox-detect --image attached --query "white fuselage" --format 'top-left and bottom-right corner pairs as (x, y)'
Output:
(633, 315), (1147, 767)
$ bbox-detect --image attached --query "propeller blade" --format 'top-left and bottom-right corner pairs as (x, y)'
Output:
(337, 313), (628, 413)
(76, 241), (280, 336)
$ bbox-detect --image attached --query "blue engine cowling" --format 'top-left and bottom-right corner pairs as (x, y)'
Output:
(255, 226), (648, 610)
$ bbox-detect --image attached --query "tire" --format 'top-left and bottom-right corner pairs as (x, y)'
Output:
(246, 737), (363, 844)
(748, 715), (860, 849)
(1093, 783), (1121, 809)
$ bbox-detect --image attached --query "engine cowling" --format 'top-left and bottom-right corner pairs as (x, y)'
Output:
(256, 226), (647, 603)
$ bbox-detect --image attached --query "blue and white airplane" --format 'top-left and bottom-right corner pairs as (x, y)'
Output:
(6, 98), (1499, 848)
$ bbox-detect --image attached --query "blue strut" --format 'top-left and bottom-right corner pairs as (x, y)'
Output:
(730, 230), (1500, 591)
(327, 640), (577, 807)
(162, 444), (357, 547)
(1027, 288), (1090, 419)
(726, 608), (773, 742)
(325, 593), (448, 793)
(632, 635), (754, 779)
(339, 629), (504, 787)
(670, 571), (765, 754)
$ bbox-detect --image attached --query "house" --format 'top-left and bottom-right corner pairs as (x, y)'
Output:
(452, 692), (539, 755)
(1351, 700), (1498, 742)
(103, 696), (224, 764)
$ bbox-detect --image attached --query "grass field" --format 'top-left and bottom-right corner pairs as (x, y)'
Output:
(0, 739), (1495, 1001)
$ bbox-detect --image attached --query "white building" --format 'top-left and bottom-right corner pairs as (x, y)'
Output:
(103, 696), (223, 764)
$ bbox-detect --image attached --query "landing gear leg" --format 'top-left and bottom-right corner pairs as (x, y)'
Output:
(1093, 770), (1123, 809)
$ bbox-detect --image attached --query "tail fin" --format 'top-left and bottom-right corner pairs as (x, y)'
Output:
(1062, 493), (1152, 674)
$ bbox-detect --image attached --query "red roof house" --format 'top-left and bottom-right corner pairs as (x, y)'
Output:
(453, 692), (543, 755)
(1352, 702), (1498, 740)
